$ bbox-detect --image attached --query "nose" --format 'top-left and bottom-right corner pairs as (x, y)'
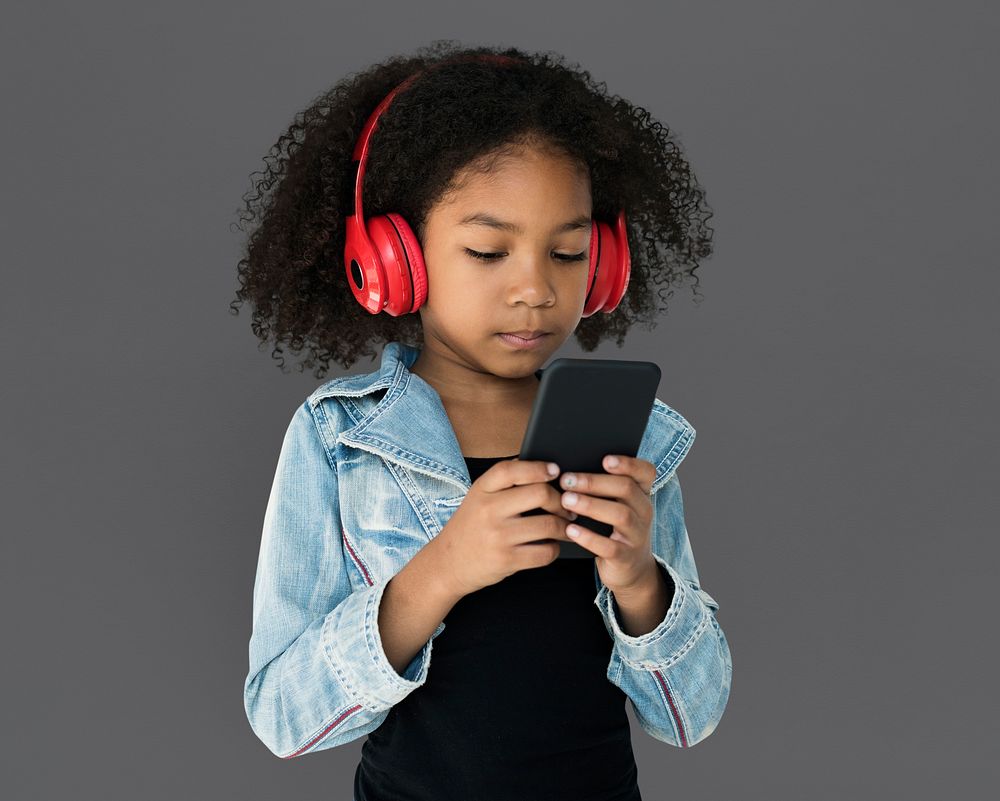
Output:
(505, 254), (557, 306)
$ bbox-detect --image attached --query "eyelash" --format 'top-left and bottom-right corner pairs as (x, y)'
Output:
(464, 249), (588, 263)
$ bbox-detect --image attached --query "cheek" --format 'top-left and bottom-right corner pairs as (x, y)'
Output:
(425, 263), (473, 300)
(559, 270), (590, 300)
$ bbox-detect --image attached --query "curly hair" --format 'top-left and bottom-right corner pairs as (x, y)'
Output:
(230, 39), (713, 377)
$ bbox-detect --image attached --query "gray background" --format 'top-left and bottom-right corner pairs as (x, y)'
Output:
(3, 1), (996, 798)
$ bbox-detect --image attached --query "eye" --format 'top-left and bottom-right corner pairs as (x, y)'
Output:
(464, 248), (505, 262)
(464, 249), (588, 263)
(555, 251), (589, 262)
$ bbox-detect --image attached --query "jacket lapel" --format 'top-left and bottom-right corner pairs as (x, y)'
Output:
(338, 365), (472, 494)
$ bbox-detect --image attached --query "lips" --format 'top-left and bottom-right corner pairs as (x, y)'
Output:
(501, 330), (548, 339)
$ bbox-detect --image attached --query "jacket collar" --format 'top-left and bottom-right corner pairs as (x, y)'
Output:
(309, 341), (694, 495)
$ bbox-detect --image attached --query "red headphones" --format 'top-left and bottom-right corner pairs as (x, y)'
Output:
(343, 55), (631, 317)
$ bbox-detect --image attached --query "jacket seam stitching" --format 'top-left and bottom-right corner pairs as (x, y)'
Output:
(319, 613), (367, 716)
(383, 460), (439, 542)
(342, 527), (373, 587)
(617, 605), (711, 670)
(310, 399), (344, 475)
(651, 430), (694, 494)
(652, 669), (689, 747)
(283, 704), (364, 758)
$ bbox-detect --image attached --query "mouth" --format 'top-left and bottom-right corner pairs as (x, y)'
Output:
(497, 331), (551, 348)
(500, 329), (549, 340)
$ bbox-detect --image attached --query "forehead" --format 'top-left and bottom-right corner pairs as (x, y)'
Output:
(438, 146), (591, 217)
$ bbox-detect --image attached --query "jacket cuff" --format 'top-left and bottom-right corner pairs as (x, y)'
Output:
(595, 553), (708, 668)
(322, 577), (446, 709)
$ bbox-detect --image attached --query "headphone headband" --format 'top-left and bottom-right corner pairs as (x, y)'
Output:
(350, 55), (522, 227)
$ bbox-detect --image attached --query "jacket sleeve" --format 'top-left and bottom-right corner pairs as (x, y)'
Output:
(593, 469), (732, 748)
(243, 400), (446, 758)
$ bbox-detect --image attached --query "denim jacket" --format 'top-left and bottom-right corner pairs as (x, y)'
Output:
(243, 341), (732, 759)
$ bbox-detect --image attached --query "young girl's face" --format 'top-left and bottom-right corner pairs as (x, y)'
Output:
(417, 142), (593, 384)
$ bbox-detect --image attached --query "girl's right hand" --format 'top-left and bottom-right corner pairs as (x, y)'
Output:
(430, 459), (577, 599)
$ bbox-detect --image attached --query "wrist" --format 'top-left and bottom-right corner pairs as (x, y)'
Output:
(614, 558), (664, 604)
(421, 536), (469, 605)
(611, 560), (672, 638)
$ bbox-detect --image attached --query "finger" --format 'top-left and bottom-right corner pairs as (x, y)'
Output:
(564, 520), (619, 558)
(560, 491), (636, 534)
(559, 470), (634, 501)
(601, 454), (655, 495)
(479, 458), (561, 493)
(560, 476), (650, 525)
(510, 512), (579, 550)
(506, 481), (578, 521)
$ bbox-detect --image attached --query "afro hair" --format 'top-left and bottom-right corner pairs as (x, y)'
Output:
(230, 39), (713, 376)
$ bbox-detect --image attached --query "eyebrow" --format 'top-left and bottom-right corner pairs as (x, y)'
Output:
(458, 212), (592, 235)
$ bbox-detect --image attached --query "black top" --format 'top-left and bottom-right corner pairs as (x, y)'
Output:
(354, 454), (642, 801)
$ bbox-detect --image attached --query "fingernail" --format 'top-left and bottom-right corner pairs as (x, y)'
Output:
(605, 455), (620, 468)
(547, 463), (559, 476)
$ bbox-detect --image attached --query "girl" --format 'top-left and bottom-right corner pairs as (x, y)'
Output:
(235, 41), (732, 801)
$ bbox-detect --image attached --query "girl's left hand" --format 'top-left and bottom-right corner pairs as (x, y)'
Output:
(559, 454), (659, 597)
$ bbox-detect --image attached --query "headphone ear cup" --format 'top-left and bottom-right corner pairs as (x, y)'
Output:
(343, 212), (388, 314)
(386, 213), (428, 313)
(582, 219), (605, 317)
(366, 214), (427, 316)
(582, 211), (631, 317)
(602, 209), (631, 314)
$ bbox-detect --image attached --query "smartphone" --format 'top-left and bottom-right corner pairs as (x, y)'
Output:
(519, 357), (661, 559)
